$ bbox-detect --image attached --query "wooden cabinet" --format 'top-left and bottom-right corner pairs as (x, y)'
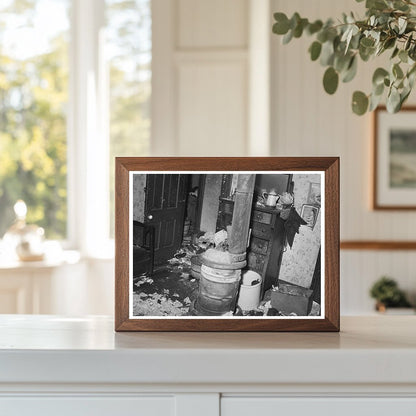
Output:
(248, 207), (286, 294)
(216, 200), (287, 294)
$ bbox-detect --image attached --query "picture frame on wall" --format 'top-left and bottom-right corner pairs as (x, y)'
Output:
(115, 157), (339, 332)
(301, 204), (319, 230)
(374, 106), (416, 210)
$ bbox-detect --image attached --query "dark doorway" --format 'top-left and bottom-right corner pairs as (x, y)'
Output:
(144, 174), (188, 264)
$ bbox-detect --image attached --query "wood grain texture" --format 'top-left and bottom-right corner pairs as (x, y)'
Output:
(114, 160), (130, 330)
(115, 157), (340, 332)
(341, 241), (416, 250)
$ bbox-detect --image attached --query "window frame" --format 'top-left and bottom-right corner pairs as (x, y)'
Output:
(67, 0), (112, 257)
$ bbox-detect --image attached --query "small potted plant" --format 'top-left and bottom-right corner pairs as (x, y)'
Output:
(370, 276), (413, 313)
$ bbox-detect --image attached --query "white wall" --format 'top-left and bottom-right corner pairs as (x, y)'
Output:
(271, 0), (416, 313)
(152, 0), (266, 156)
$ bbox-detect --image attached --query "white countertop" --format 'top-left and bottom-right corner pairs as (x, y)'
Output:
(0, 315), (415, 387)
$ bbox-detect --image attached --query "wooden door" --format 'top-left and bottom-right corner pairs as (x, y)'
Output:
(144, 174), (188, 264)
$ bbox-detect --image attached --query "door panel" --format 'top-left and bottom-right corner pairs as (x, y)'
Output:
(145, 174), (188, 264)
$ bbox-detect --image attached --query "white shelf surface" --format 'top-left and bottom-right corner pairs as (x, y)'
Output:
(0, 315), (415, 388)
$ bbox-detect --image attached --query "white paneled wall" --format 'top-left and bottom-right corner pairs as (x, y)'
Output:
(271, 0), (416, 313)
(152, 0), (251, 156)
(177, 58), (247, 155)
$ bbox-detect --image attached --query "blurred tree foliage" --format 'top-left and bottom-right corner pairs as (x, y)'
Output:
(107, 0), (151, 237)
(0, 0), (151, 239)
(0, 1), (69, 238)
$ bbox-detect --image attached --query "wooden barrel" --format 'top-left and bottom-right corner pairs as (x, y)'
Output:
(195, 265), (241, 315)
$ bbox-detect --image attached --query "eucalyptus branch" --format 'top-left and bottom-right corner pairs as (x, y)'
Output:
(272, 0), (416, 115)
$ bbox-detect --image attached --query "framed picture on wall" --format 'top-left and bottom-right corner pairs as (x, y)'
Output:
(301, 204), (319, 229)
(115, 157), (339, 332)
(374, 106), (416, 209)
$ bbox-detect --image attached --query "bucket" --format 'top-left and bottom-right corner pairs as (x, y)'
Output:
(237, 270), (262, 311)
(195, 265), (241, 315)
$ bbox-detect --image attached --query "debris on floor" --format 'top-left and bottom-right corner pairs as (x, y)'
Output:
(133, 275), (154, 287)
(132, 261), (199, 316)
(133, 231), (321, 317)
(133, 292), (189, 316)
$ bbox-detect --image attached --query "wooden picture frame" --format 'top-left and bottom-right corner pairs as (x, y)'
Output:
(115, 157), (339, 332)
(373, 106), (416, 210)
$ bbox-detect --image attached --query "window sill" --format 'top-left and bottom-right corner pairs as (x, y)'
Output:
(0, 249), (81, 271)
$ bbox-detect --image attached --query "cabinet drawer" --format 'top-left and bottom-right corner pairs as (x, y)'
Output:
(222, 397), (416, 416)
(252, 210), (272, 224)
(0, 396), (174, 416)
(251, 222), (272, 239)
(247, 252), (266, 272)
(250, 237), (269, 255)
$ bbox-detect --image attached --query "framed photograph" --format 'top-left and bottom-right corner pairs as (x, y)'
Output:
(374, 106), (416, 209)
(301, 204), (319, 229)
(115, 157), (339, 332)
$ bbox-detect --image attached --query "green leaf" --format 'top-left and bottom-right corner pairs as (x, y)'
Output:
(408, 68), (416, 88)
(386, 87), (401, 113)
(369, 92), (383, 111)
(307, 20), (323, 35)
(400, 88), (411, 106)
(372, 68), (389, 86)
(309, 41), (322, 61)
(409, 44), (416, 61)
(334, 52), (349, 72)
(391, 47), (399, 59)
(352, 91), (369, 115)
(342, 56), (358, 83)
(360, 37), (375, 49)
(393, 63), (404, 79)
(282, 29), (293, 44)
(393, 0), (410, 11)
(374, 83), (385, 96)
(399, 49), (408, 63)
(359, 45), (374, 62)
(323, 67), (339, 95)
(293, 18), (308, 38)
(320, 40), (335, 66)
(290, 12), (301, 30)
(383, 37), (396, 50)
(366, 0), (388, 10)
(317, 30), (328, 43)
(405, 34), (413, 51)
(273, 13), (290, 35)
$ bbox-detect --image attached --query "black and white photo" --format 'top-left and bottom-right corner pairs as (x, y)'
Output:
(129, 172), (324, 319)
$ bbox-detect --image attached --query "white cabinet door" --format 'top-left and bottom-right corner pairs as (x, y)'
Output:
(221, 397), (416, 416)
(0, 396), (175, 416)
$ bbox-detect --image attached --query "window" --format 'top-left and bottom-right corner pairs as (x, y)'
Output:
(106, 0), (151, 237)
(0, 0), (70, 239)
(0, 0), (151, 251)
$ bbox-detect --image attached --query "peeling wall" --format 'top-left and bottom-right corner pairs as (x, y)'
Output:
(132, 174), (146, 222)
(279, 174), (322, 288)
(199, 174), (222, 232)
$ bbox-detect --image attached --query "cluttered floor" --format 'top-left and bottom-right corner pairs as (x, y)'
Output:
(132, 232), (321, 317)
